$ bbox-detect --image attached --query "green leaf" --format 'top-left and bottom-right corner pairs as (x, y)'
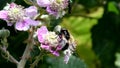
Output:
(115, 52), (120, 67)
(11, 0), (16, 2)
(108, 2), (119, 14)
(47, 56), (87, 68)
(24, 0), (35, 5)
(91, 10), (120, 68)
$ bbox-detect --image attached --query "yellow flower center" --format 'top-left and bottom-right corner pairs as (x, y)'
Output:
(12, 8), (20, 14)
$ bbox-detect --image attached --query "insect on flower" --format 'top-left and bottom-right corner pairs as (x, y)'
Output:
(54, 25), (76, 52)
(54, 25), (76, 64)
(37, 25), (76, 63)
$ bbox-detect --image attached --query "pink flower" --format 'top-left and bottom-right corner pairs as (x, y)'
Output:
(0, 3), (39, 31)
(37, 25), (76, 63)
(37, 0), (68, 19)
(37, 26), (61, 56)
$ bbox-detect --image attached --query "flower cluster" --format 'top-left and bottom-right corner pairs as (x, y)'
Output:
(0, 0), (69, 31)
(0, 3), (39, 31)
(0, 0), (75, 64)
(37, 26), (76, 64)
(37, 0), (68, 19)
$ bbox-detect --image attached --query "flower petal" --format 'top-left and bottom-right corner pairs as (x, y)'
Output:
(37, 26), (48, 43)
(6, 22), (13, 26)
(15, 20), (30, 31)
(64, 54), (70, 64)
(46, 6), (58, 16)
(0, 10), (8, 20)
(52, 51), (59, 56)
(25, 6), (37, 18)
(10, 3), (17, 8)
(36, 0), (51, 7)
(63, 49), (72, 64)
(24, 18), (39, 26)
(41, 44), (50, 50)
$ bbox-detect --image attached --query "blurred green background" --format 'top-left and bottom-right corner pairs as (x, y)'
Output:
(0, 0), (120, 68)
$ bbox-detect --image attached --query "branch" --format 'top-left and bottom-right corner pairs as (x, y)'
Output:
(17, 29), (34, 68)
(0, 46), (19, 65)
(17, 43), (33, 68)
(30, 52), (44, 68)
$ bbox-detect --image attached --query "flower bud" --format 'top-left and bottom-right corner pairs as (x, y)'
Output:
(0, 28), (10, 38)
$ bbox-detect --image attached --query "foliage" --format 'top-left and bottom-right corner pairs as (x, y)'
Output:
(0, 0), (120, 68)
(46, 56), (86, 68)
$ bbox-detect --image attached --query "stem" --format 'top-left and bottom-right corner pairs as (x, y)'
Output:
(17, 30), (34, 68)
(0, 37), (18, 65)
(30, 52), (44, 68)
(0, 46), (19, 65)
(17, 43), (33, 68)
